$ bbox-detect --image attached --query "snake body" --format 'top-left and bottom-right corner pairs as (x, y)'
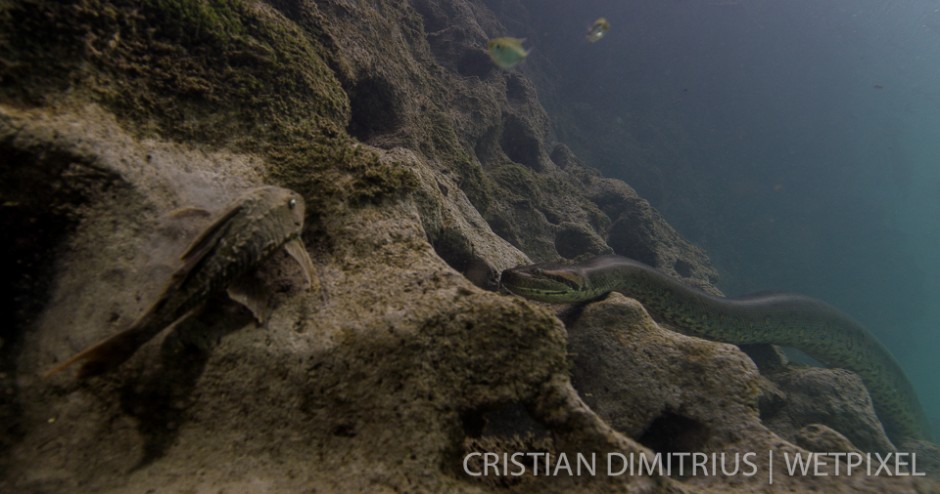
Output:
(500, 255), (931, 443)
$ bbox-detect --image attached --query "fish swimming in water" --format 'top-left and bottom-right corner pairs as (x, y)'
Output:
(586, 18), (610, 43)
(43, 185), (317, 379)
(487, 37), (530, 69)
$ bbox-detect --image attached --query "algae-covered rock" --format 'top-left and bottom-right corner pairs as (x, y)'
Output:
(794, 424), (863, 454)
(760, 366), (897, 454)
(568, 294), (764, 445)
(0, 103), (571, 493)
(563, 294), (930, 493)
(1, 0), (937, 493)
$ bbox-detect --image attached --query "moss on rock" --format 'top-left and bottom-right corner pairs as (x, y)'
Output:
(0, 0), (414, 215)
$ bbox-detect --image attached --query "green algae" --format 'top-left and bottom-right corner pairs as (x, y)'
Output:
(0, 0), (414, 213)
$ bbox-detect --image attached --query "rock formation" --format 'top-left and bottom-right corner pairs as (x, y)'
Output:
(0, 1), (936, 492)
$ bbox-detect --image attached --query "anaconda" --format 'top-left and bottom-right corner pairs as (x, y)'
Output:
(500, 255), (931, 443)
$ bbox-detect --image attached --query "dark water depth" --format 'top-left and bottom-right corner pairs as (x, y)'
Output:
(500, 0), (940, 436)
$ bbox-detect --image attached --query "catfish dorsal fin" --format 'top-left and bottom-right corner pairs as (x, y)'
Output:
(179, 202), (243, 265)
(167, 207), (212, 220)
(156, 201), (243, 296)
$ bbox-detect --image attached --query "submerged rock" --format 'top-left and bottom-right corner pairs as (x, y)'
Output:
(564, 294), (933, 492)
(0, 1), (937, 493)
(761, 366), (896, 454)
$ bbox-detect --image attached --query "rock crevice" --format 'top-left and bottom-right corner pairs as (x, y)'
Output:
(0, 1), (936, 493)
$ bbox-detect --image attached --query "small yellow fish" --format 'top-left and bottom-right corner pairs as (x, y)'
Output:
(586, 18), (610, 43)
(487, 37), (530, 69)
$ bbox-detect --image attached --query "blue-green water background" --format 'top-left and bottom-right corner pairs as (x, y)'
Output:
(517, 0), (940, 435)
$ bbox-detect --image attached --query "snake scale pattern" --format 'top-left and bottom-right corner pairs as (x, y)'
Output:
(500, 255), (931, 444)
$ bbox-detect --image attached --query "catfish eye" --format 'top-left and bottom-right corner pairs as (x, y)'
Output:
(288, 198), (297, 209)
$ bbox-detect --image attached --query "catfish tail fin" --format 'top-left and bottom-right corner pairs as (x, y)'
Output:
(42, 305), (202, 380)
(42, 326), (147, 379)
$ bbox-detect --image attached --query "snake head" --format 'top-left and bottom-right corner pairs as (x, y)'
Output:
(531, 267), (585, 290)
(500, 263), (591, 303)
